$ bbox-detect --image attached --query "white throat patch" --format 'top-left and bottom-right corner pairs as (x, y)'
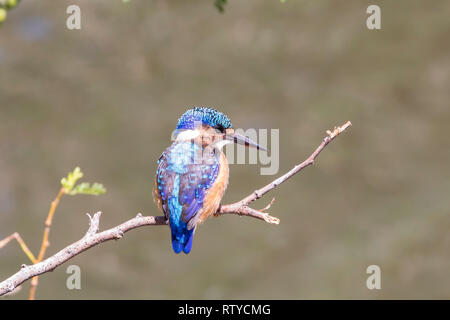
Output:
(175, 129), (200, 141)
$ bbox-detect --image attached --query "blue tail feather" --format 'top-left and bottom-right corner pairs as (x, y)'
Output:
(171, 238), (183, 254)
(171, 227), (194, 254)
(166, 167), (200, 254)
(182, 230), (194, 254)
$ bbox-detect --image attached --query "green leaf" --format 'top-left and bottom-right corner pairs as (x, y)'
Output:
(68, 182), (106, 196)
(61, 167), (83, 192)
(0, 0), (21, 25)
(0, 9), (6, 24)
(61, 167), (106, 196)
(6, 0), (19, 9)
(0, 0), (19, 10)
(214, 0), (227, 13)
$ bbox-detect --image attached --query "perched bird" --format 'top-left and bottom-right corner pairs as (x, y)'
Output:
(153, 107), (265, 254)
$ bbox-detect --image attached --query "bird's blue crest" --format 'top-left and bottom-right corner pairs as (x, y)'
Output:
(176, 107), (233, 131)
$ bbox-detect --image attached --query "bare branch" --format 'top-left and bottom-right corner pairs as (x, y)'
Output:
(0, 121), (351, 297)
(0, 215), (167, 296)
(217, 121), (352, 223)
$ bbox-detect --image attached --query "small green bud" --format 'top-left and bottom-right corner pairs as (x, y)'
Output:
(61, 166), (84, 192)
(214, 0), (227, 13)
(7, 0), (18, 9)
(68, 182), (106, 196)
(0, 8), (7, 23)
(61, 167), (106, 196)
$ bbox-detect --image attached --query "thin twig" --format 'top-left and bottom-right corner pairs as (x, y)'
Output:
(0, 233), (37, 264)
(0, 121), (351, 297)
(29, 187), (65, 300)
(217, 121), (352, 222)
(37, 188), (65, 261)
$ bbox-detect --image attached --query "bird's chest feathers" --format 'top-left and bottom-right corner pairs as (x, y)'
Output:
(199, 152), (229, 222)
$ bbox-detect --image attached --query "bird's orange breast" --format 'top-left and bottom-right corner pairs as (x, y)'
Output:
(199, 151), (229, 223)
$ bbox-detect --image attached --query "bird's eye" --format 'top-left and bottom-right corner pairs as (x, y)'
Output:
(214, 125), (225, 133)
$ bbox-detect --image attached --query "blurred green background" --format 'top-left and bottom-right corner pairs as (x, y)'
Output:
(1, 0), (450, 299)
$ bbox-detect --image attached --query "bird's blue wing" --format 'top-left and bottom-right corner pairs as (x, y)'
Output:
(178, 158), (219, 223)
(155, 142), (220, 253)
(155, 150), (173, 220)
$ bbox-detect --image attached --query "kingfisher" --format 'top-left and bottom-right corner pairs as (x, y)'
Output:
(153, 107), (265, 254)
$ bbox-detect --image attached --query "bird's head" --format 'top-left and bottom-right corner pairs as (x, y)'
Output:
(174, 107), (265, 151)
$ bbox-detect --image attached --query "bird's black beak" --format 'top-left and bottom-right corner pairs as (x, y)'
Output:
(225, 132), (267, 151)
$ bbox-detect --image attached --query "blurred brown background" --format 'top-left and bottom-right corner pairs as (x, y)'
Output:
(1, 0), (450, 299)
